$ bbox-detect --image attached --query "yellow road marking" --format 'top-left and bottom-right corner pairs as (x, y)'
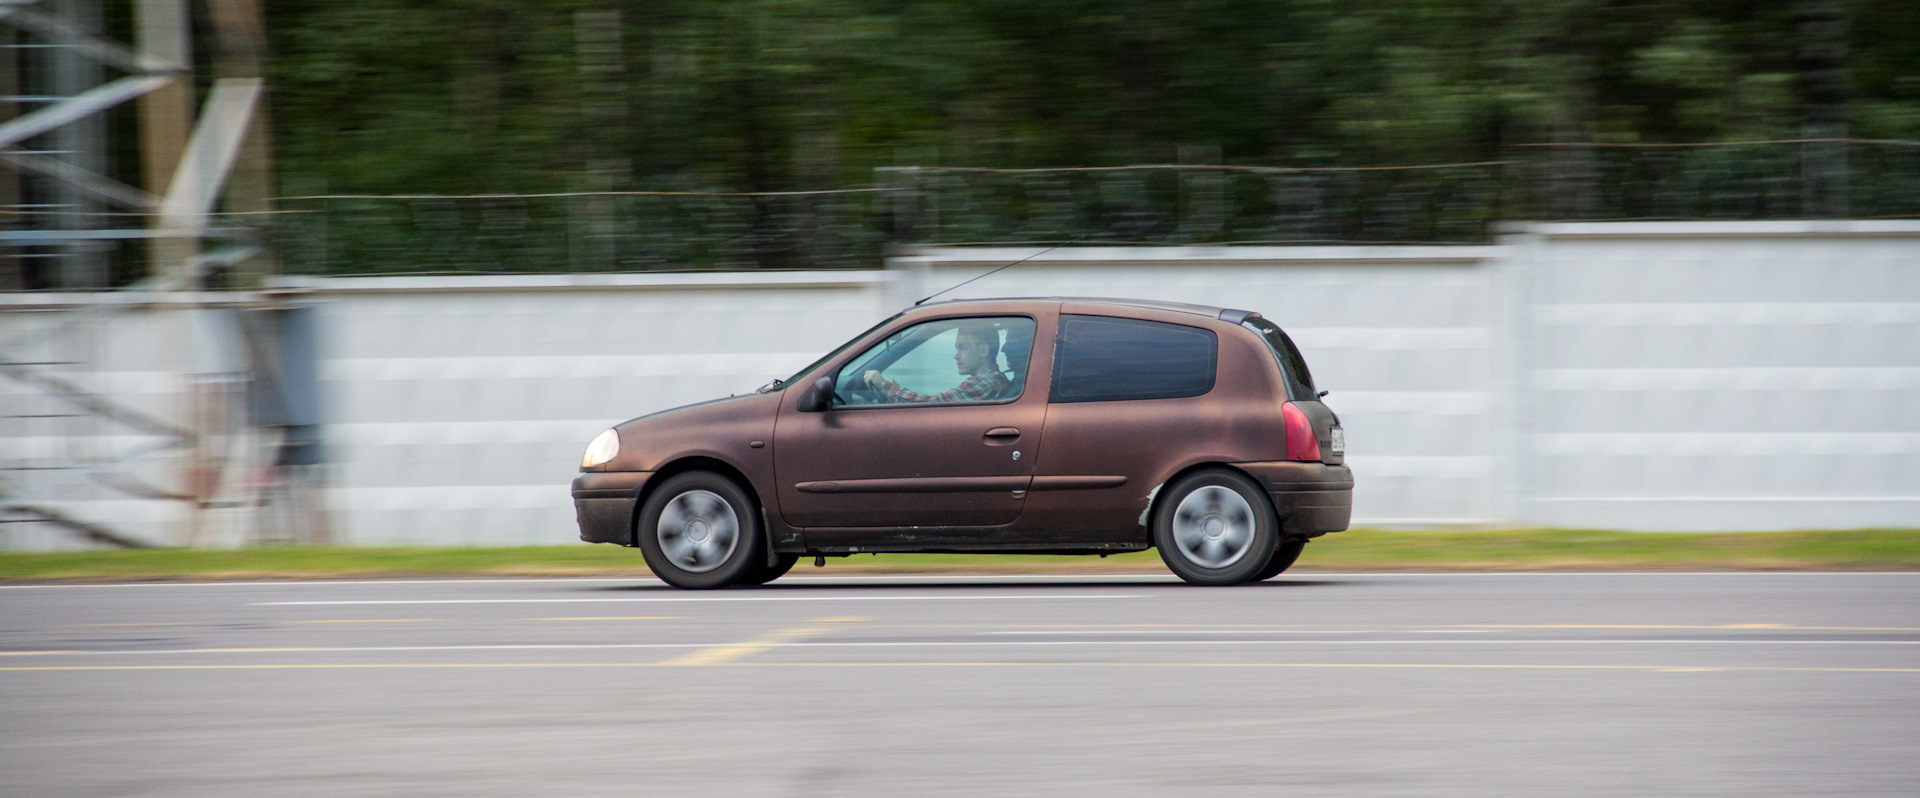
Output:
(658, 628), (825, 667)
(292, 619), (437, 624)
(658, 616), (865, 667)
(532, 616), (683, 621)
(0, 662), (1914, 674)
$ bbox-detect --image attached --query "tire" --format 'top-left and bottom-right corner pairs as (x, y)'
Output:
(635, 471), (765, 589)
(1253, 539), (1307, 581)
(1152, 469), (1279, 586)
(736, 553), (800, 586)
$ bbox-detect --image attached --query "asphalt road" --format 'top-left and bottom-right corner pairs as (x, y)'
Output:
(4, 572), (1917, 797)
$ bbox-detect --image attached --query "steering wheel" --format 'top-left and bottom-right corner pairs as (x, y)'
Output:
(843, 376), (882, 405)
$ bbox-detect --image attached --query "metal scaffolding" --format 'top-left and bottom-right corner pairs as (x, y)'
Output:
(2, 0), (326, 549)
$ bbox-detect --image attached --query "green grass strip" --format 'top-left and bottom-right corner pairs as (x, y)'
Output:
(2, 528), (1917, 582)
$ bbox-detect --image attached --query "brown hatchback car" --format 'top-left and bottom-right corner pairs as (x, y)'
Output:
(573, 298), (1352, 588)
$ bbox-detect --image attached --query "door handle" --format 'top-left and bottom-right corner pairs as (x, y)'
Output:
(983, 427), (1021, 442)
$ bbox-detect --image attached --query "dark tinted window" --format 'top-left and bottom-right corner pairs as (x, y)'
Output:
(1242, 316), (1316, 400)
(1050, 315), (1217, 403)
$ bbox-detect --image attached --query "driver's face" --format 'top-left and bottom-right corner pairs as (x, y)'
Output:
(954, 340), (988, 374)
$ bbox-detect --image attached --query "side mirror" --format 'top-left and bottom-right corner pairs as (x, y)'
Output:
(796, 376), (835, 413)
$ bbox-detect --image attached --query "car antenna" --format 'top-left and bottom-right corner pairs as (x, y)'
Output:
(913, 236), (1084, 306)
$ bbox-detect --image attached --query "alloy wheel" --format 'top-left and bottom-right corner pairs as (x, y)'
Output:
(1171, 485), (1256, 568)
(655, 489), (740, 573)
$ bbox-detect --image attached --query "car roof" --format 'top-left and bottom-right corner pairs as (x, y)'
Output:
(920, 296), (1238, 319)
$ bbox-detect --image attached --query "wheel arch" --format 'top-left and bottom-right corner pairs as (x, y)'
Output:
(631, 456), (765, 548)
(1146, 461), (1283, 585)
(1142, 462), (1274, 535)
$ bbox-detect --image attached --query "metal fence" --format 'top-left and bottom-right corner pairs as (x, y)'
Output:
(270, 140), (1920, 275)
(879, 162), (1507, 246)
(274, 188), (895, 276)
(1504, 140), (1920, 221)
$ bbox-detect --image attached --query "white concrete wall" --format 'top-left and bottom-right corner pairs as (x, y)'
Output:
(0, 296), (257, 549)
(4, 221), (1916, 548)
(287, 271), (895, 545)
(1514, 222), (1920, 530)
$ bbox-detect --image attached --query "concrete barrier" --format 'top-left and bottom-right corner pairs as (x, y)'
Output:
(2, 221), (1915, 548)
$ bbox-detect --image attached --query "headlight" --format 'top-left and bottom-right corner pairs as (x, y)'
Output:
(581, 429), (620, 469)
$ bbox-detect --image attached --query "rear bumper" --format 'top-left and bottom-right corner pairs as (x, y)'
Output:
(1235, 461), (1353, 538)
(571, 471), (652, 545)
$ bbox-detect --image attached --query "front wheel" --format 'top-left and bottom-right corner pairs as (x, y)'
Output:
(636, 471), (765, 589)
(1152, 469), (1279, 586)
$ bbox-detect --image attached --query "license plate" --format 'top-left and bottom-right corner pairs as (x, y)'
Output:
(1329, 428), (1345, 454)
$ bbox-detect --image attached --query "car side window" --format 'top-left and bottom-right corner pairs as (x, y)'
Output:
(833, 316), (1036, 407)
(1050, 315), (1217, 403)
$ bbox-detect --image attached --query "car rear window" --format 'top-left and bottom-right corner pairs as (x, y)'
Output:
(1241, 316), (1316, 400)
(1050, 315), (1217, 403)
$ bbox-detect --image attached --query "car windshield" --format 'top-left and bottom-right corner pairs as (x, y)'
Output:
(1241, 316), (1316, 400)
(759, 311), (904, 393)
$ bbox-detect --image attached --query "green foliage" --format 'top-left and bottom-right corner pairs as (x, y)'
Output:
(268, 0), (1920, 193)
(258, 1), (1920, 270)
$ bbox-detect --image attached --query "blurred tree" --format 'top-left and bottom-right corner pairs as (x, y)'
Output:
(1851, 0), (1920, 139)
(270, 0), (1920, 188)
(264, 1), (1917, 228)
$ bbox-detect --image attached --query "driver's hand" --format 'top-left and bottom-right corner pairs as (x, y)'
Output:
(863, 370), (884, 389)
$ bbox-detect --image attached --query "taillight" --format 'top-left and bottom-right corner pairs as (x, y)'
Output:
(1282, 402), (1320, 462)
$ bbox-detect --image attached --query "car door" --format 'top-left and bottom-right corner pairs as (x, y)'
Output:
(1019, 312), (1224, 542)
(773, 314), (1051, 537)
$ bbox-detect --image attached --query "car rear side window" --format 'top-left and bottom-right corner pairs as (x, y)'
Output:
(1050, 315), (1217, 403)
(1241, 316), (1316, 400)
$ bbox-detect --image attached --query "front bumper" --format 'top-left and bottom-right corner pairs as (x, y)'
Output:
(571, 471), (652, 545)
(1235, 461), (1353, 538)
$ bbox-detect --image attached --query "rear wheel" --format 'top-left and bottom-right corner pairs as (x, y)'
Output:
(1253, 539), (1307, 581)
(636, 471), (764, 589)
(1152, 469), (1278, 586)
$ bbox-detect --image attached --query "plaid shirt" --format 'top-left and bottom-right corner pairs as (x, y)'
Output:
(874, 370), (1013, 403)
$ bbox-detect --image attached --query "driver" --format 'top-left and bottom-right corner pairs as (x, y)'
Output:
(863, 324), (1012, 403)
